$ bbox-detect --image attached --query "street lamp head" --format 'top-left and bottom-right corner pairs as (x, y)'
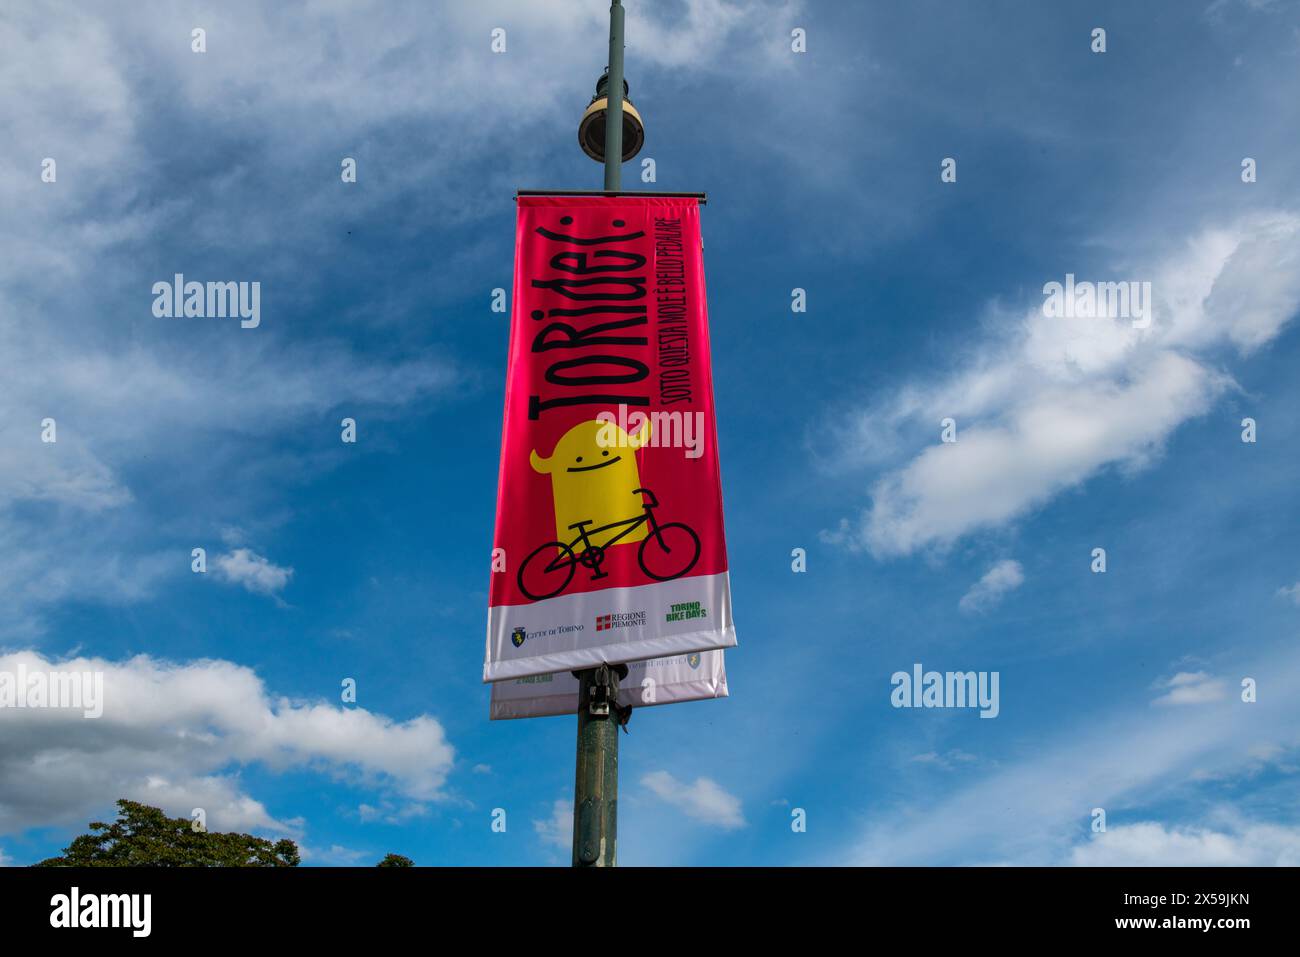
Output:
(578, 71), (645, 163)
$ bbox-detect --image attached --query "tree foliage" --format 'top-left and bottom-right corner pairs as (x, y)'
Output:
(376, 853), (414, 867)
(34, 799), (300, 867)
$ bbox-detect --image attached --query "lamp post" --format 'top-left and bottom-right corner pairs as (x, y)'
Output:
(601, 0), (626, 191)
(576, 1), (645, 184)
(570, 0), (640, 868)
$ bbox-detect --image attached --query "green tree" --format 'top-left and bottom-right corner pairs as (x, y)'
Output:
(34, 799), (300, 867)
(376, 853), (414, 867)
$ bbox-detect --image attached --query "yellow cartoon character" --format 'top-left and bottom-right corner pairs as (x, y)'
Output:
(530, 418), (651, 549)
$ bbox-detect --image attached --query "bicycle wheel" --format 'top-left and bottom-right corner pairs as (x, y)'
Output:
(638, 522), (701, 581)
(518, 540), (577, 601)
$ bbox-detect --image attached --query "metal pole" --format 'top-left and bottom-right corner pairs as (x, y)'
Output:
(603, 0), (625, 191)
(572, 3), (626, 868)
(572, 665), (621, 866)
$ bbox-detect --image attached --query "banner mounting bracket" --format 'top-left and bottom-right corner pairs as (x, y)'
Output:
(516, 189), (707, 205)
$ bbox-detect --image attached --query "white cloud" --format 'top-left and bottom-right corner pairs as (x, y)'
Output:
(626, 0), (801, 70)
(0, 304), (456, 639)
(1070, 820), (1300, 866)
(213, 548), (293, 596)
(828, 212), (1300, 558)
(0, 520), (175, 641)
(641, 770), (746, 829)
(533, 799), (572, 849)
(958, 559), (1024, 613)
(1152, 671), (1227, 707)
(0, 0), (802, 642)
(0, 288), (463, 640)
(357, 801), (429, 825)
(910, 750), (981, 771)
(1277, 582), (1300, 605)
(301, 844), (371, 866)
(0, 650), (455, 837)
(843, 639), (1300, 865)
(0, 0), (801, 281)
(1206, 0), (1290, 24)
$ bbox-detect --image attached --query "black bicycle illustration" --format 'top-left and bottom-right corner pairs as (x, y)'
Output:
(517, 488), (701, 601)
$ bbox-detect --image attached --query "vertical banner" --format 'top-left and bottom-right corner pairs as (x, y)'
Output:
(485, 195), (736, 682)
(490, 649), (728, 720)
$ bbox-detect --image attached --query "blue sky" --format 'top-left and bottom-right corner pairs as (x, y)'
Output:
(2, 0), (1300, 866)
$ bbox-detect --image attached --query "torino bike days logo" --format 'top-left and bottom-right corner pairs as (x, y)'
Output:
(1041, 273), (1152, 329)
(891, 663), (1000, 719)
(152, 273), (261, 329)
(0, 662), (103, 718)
(666, 601), (707, 623)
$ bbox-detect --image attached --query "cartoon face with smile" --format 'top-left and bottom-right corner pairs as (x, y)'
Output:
(530, 419), (651, 549)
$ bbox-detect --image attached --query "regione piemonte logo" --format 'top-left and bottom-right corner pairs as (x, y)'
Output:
(595, 611), (647, 633)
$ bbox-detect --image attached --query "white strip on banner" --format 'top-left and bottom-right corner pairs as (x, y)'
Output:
(490, 649), (728, 720)
(485, 571), (735, 681)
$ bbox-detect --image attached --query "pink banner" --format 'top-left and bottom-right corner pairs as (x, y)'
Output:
(484, 196), (736, 682)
